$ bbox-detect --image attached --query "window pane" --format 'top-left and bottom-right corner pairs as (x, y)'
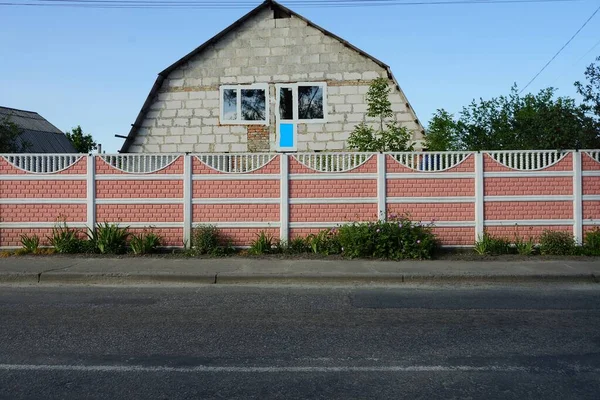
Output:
(298, 86), (324, 119)
(279, 87), (293, 120)
(222, 89), (237, 121)
(241, 89), (266, 121)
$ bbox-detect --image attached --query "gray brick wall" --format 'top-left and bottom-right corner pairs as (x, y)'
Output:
(129, 8), (423, 153)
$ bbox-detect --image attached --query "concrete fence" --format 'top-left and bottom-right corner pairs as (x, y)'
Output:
(1, 150), (599, 248)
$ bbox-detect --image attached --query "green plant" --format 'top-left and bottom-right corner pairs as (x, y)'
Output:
(539, 230), (577, 256)
(306, 229), (342, 256)
(289, 236), (310, 254)
(514, 235), (536, 256)
(19, 234), (40, 254)
(249, 231), (275, 255)
(129, 230), (162, 255)
(88, 223), (130, 254)
(192, 225), (221, 255)
(473, 232), (512, 255)
(336, 216), (437, 260)
(347, 78), (414, 152)
(583, 228), (600, 256)
(49, 222), (83, 254)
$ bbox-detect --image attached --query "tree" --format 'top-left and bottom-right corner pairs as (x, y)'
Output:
(66, 126), (97, 153)
(423, 109), (461, 151)
(347, 78), (413, 152)
(424, 85), (600, 151)
(0, 116), (29, 152)
(575, 56), (600, 122)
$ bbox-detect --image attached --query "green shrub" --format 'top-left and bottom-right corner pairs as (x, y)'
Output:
(130, 230), (162, 255)
(539, 230), (577, 255)
(583, 228), (600, 256)
(19, 234), (40, 254)
(249, 231), (275, 255)
(88, 223), (130, 254)
(474, 232), (512, 255)
(191, 225), (232, 256)
(514, 235), (536, 255)
(306, 229), (342, 256)
(49, 223), (83, 254)
(337, 217), (437, 260)
(288, 237), (310, 254)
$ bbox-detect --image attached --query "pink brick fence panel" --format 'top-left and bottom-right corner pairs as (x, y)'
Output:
(1, 150), (599, 248)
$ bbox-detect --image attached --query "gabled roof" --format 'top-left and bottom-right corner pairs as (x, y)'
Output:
(120, 0), (420, 152)
(0, 106), (76, 153)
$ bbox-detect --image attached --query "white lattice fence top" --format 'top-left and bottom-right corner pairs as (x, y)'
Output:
(293, 153), (373, 172)
(486, 151), (567, 170)
(196, 154), (276, 173)
(100, 154), (180, 173)
(585, 150), (600, 163)
(390, 152), (470, 172)
(1, 154), (83, 173)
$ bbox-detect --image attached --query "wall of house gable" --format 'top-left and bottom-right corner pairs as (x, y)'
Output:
(129, 9), (422, 153)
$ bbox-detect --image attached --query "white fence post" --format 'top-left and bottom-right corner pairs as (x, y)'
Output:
(183, 154), (192, 249)
(280, 154), (289, 243)
(573, 151), (583, 244)
(377, 153), (387, 220)
(474, 152), (484, 241)
(86, 154), (96, 230)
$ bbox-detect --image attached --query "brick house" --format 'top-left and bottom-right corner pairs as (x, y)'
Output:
(120, 0), (424, 154)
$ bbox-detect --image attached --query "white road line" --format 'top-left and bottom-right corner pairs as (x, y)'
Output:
(0, 364), (596, 373)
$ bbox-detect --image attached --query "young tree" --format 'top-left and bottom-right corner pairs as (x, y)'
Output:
(575, 56), (600, 122)
(347, 78), (413, 152)
(66, 126), (97, 153)
(424, 109), (462, 151)
(0, 116), (29, 152)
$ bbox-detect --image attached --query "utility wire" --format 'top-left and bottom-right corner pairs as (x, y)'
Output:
(0, 0), (584, 8)
(550, 37), (600, 85)
(519, 3), (600, 94)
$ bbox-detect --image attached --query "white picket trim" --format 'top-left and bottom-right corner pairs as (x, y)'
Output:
(486, 150), (568, 170)
(1, 154), (83, 174)
(388, 152), (471, 172)
(195, 153), (276, 174)
(99, 154), (180, 174)
(292, 153), (373, 173)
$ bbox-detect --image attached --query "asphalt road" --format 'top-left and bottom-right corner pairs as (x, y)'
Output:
(0, 284), (599, 399)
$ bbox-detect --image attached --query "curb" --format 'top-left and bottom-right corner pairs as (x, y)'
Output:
(0, 272), (597, 285)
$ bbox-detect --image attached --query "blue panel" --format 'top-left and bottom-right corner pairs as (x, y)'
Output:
(279, 123), (294, 148)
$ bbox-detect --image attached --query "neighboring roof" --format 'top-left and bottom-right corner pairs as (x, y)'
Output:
(120, 0), (422, 152)
(0, 106), (77, 153)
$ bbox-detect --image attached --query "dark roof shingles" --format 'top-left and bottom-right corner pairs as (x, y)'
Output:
(0, 106), (77, 153)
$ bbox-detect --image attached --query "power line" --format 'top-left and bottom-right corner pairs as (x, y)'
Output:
(519, 4), (600, 94)
(0, 0), (584, 8)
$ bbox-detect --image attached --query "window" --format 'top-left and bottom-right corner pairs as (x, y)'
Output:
(220, 84), (269, 125)
(276, 82), (327, 123)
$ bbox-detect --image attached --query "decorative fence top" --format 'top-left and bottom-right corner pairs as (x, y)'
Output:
(292, 153), (373, 172)
(585, 150), (600, 163)
(390, 152), (470, 172)
(2, 150), (599, 175)
(1, 154), (83, 174)
(196, 154), (276, 173)
(485, 150), (567, 170)
(100, 154), (180, 174)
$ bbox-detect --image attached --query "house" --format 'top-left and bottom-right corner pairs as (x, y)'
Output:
(120, 0), (424, 154)
(0, 106), (76, 153)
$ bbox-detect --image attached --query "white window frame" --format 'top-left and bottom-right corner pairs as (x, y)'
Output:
(219, 83), (269, 125)
(275, 82), (328, 124)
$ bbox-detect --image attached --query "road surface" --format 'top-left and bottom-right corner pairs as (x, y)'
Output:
(0, 283), (599, 399)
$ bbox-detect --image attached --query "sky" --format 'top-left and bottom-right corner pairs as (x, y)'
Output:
(1, 0), (599, 152)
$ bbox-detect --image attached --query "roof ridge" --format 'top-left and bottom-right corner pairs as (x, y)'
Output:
(0, 106), (39, 115)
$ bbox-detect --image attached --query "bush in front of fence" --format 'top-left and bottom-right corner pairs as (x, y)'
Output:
(336, 216), (438, 260)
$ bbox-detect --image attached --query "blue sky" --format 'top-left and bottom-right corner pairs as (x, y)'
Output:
(1, 1), (599, 152)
